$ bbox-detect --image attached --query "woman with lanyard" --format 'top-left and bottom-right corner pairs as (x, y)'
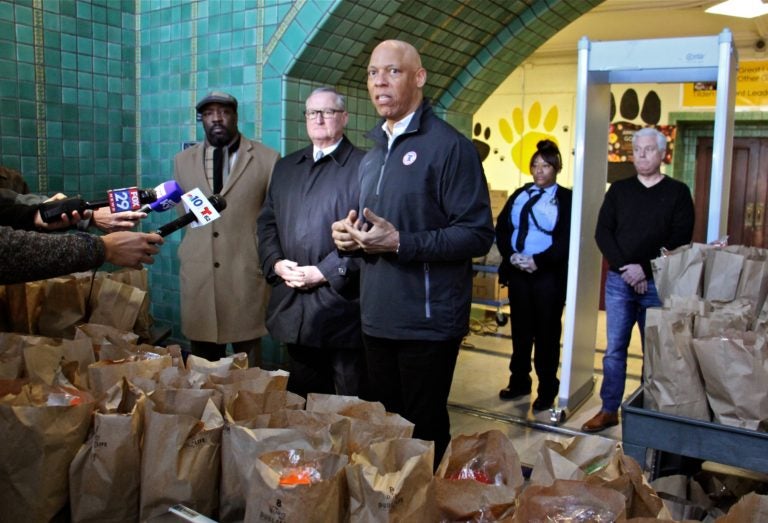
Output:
(495, 139), (572, 412)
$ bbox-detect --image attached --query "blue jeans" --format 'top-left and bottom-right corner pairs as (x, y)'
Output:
(600, 271), (661, 412)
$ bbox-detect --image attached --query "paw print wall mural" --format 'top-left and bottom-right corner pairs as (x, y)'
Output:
(472, 101), (560, 176)
(500, 102), (559, 174)
(608, 88), (675, 182)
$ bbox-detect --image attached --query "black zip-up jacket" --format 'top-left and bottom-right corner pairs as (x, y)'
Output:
(357, 100), (494, 341)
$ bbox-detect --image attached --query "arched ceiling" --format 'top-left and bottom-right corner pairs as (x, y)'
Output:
(288, 0), (604, 115)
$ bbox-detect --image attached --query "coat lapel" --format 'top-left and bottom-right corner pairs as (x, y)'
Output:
(222, 137), (253, 196)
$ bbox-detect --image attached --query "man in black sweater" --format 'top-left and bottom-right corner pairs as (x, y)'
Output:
(583, 127), (694, 433)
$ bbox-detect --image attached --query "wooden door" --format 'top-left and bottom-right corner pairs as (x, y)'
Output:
(694, 138), (768, 247)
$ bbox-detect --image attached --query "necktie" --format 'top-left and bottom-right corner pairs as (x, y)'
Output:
(515, 188), (544, 253)
(210, 137), (240, 194)
(315, 150), (324, 161)
(212, 147), (224, 194)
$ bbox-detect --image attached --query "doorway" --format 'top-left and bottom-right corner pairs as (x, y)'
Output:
(694, 137), (768, 247)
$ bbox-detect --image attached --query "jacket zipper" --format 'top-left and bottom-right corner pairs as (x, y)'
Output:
(424, 263), (431, 318)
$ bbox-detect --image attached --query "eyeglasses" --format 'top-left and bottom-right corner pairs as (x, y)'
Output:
(305, 109), (344, 119)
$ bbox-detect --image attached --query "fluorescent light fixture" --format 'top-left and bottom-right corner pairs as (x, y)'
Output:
(705, 0), (768, 18)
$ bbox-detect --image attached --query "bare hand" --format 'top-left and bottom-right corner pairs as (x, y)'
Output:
(102, 231), (163, 269)
(619, 263), (646, 286)
(332, 209), (363, 252)
(518, 255), (537, 273)
(632, 279), (648, 295)
(343, 208), (399, 254)
(92, 206), (147, 233)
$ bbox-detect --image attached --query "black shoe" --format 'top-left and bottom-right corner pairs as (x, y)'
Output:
(532, 396), (555, 411)
(499, 386), (531, 401)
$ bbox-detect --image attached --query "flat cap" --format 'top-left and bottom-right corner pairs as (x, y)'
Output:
(195, 91), (238, 113)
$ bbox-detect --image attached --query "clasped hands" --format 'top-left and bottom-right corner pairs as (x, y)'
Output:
(511, 253), (537, 273)
(275, 260), (326, 289)
(331, 208), (399, 255)
(620, 263), (647, 294)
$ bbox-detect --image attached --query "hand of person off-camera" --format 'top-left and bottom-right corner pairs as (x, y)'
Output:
(32, 193), (89, 230)
(102, 231), (163, 270)
(275, 259), (325, 289)
(331, 209), (363, 252)
(340, 208), (399, 255)
(92, 207), (147, 233)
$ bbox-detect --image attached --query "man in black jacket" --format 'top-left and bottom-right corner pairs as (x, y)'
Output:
(258, 87), (366, 397)
(583, 127), (694, 433)
(332, 40), (494, 464)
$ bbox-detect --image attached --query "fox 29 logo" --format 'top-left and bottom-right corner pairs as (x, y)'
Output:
(108, 187), (140, 212)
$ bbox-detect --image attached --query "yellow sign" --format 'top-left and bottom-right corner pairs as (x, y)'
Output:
(682, 60), (768, 107)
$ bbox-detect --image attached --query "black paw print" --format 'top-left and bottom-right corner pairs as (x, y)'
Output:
(610, 89), (661, 125)
(472, 123), (491, 162)
(608, 89), (665, 182)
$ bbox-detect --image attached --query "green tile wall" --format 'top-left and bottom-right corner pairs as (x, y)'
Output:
(0, 0), (136, 196)
(0, 0), (613, 348)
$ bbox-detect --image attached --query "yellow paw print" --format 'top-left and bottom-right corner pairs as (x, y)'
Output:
(498, 102), (559, 174)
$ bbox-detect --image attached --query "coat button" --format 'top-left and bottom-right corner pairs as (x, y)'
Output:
(214, 262), (220, 268)
(337, 267), (346, 275)
(213, 232), (219, 238)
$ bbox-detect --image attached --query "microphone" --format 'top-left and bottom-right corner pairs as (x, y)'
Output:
(39, 187), (157, 223)
(138, 180), (184, 213)
(155, 194), (227, 237)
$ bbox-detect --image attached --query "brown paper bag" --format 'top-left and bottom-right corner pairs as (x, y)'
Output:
(37, 276), (87, 338)
(88, 277), (145, 332)
(692, 331), (768, 430)
(220, 423), (330, 522)
(703, 248), (745, 302)
(513, 479), (626, 522)
(347, 438), (435, 523)
(266, 409), (352, 455)
(107, 268), (153, 339)
(644, 307), (710, 420)
(244, 449), (349, 523)
(140, 388), (224, 521)
(530, 435), (624, 488)
(652, 243), (706, 302)
(715, 492), (768, 522)
(0, 382), (94, 523)
(75, 322), (139, 359)
(693, 299), (753, 338)
(88, 353), (172, 399)
(5, 280), (44, 333)
(69, 377), (145, 523)
(187, 352), (249, 374)
(0, 335), (24, 379)
(735, 254), (768, 324)
(306, 393), (415, 455)
(593, 453), (673, 519)
(433, 430), (525, 521)
(225, 389), (305, 422)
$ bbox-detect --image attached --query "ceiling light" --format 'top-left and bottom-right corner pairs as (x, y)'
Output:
(705, 0), (768, 18)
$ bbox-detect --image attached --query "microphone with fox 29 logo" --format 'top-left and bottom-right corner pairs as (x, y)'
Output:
(39, 187), (158, 223)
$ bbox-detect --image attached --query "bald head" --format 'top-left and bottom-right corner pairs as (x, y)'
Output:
(367, 40), (427, 130)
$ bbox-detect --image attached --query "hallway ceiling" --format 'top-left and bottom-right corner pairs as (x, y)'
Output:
(532, 0), (768, 63)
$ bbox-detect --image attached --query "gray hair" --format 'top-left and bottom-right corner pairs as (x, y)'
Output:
(306, 87), (346, 111)
(632, 127), (666, 154)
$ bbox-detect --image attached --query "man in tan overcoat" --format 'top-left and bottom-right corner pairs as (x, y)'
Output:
(173, 91), (279, 364)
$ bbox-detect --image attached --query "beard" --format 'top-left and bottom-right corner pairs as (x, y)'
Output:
(205, 125), (235, 147)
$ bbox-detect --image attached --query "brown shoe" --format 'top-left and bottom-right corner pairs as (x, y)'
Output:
(581, 411), (619, 433)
